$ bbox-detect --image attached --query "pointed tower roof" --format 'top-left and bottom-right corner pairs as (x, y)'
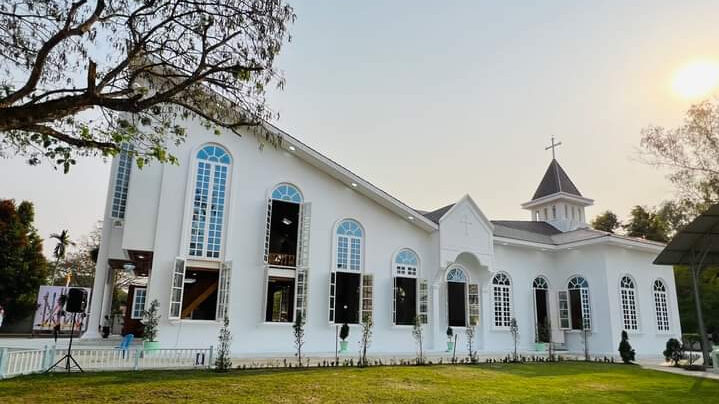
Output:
(531, 158), (582, 200)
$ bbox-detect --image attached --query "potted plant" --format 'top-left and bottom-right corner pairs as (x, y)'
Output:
(142, 299), (161, 351)
(339, 323), (350, 353)
(446, 326), (454, 352)
(535, 318), (550, 351)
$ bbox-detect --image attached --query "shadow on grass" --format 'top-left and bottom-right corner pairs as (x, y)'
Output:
(481, 361), (627, 377)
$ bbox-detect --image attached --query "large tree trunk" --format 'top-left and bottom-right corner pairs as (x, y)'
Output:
(691, 265), (712, 369)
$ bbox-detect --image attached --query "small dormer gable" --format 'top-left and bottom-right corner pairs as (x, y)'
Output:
(430, 195), (494, 261)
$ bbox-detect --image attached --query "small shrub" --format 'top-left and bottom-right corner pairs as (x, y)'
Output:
(446, 326), (453, 341)
(215, 316), (232, 371)
(510, 317), (519, 362)
(663, 338), (682, 366)
(340, 323), (350, 341)
(141, 299), (160, 342)
(618, 330), (636, 364)
(412, 316), (424, 365)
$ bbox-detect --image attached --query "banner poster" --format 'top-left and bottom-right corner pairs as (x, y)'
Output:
(33, 285), (92, 332)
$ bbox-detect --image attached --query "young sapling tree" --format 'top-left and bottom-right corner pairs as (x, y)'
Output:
(215, 316), (232, 372)
(412, 316), (424, 365)
(293, 312), (305, 367)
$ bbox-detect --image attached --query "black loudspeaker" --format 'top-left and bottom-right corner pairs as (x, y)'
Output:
(66, 288), (88, 313)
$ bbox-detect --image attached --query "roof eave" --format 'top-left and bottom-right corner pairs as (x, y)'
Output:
(521, 192), (594, 209)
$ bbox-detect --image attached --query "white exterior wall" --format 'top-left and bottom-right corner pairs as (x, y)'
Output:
(90, 118), (681, 358)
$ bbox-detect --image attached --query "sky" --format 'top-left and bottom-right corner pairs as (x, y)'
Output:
(2, 0), (719, 256)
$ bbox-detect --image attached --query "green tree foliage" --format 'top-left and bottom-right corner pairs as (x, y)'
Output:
(54, 225), (101, 288)
(0, 199), (49, 323)
(618, 330), (636, 364)
(673, 266), (719, 340)
(0, 0), (295, 172)
(663, 338), (682, 366)
(49, 229), (74, 284)
(141, 299), (160, 342)
(622, 205), (670, 242)
(591, 210), (621, 233)
(293, 312), (305, 367)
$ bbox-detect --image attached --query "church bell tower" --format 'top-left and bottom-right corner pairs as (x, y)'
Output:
(521, 138), (594, 232)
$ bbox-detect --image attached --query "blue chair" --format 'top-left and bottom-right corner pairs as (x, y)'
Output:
(115, 334), (134, 358)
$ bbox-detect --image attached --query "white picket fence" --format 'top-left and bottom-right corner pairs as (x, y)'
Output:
(0, 346), (213, 379)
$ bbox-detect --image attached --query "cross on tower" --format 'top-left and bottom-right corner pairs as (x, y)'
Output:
(545, 136), (562, 159)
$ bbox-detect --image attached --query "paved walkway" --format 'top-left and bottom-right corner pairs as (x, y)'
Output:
(640, 363), (719, 380)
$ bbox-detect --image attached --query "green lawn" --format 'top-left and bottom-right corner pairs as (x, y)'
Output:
(1, 362), (717, 403)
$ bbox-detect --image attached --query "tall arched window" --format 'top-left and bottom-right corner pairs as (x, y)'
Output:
(653, 279), (670, 332)
(263, 183), (308, 323)
(620, 276), (639, 331)
(189, 144), (231, 258)
(447, 266), (467, 327)
(532, 276), (550, 342)
(329, 219), (370, 324)
(492, 272), (512, 328)
(335, 219), (363, 271)
(393, 249), (419, 325)
(566, 276), (591, 330)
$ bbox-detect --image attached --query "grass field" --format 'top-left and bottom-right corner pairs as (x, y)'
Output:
(1, 362), (718, 403)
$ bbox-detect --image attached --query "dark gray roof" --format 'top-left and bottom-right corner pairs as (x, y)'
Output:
(532, 159), (582, 200)
(654, 203), (719, 266)
(422, 203), (455, 224)
(491, 220), (562, 244)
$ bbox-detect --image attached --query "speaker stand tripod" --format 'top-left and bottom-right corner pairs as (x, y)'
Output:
(45, 312), (84, 373)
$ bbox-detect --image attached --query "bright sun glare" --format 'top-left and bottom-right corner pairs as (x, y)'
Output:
(672, 60), (719, 99)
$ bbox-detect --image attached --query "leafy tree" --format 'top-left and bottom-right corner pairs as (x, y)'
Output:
(640, 100), (719, 220)
(215, 316), (232, 372)
(591, 210), (621, 233)
(0, 200), (49, 323)
(49, 229), (74, 284)
(618, 330), (636, 364)
(465, 320), (477, 363)
(359, 314), (373, 368)
(0, 0), (295, 172)
(622, 205), (670, 242)
(141, 299), (160, 342)
(54, 225), (101, 288)
(673, 266), (719, 341)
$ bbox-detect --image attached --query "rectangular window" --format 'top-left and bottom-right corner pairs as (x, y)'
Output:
(558, 291), (570, 329)
(569, 289), (582, 330)
(216, 261), (231, 320)
(337, 236), (349, 269)
(448, 282), (466, 327)
(394, 277), (416, 325)
(266, 200), (300, 267)
(621, 288), (638, 331)
(131, 287), (146, 319)
(295, 269), (308, 321)
(297, 203), (312, 268)
(493, 285), (511, 328)
(169, 258), (185, 319)
(654, 291), (670, 332)
(265, 276), (295, 322)
(361, 274), (373, 323)
(334, 272), (360, 324)
(180, 267), (219, 320)
(328, 272), (336, 322)
(111, 143), (133, 219)
(350, 239), (361, 271)
(468, 284), (480, 326)
(189, 162), (211, 257)
(418, 280), (429, 324)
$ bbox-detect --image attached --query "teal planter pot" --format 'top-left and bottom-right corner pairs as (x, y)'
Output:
(534, 343), (546, 352)
(446, 341), (455, 352)
(340, 340), (349, 353)
(143, 340), (160, 351)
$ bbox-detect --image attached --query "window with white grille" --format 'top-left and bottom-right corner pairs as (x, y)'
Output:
(492, 272), (512, 328)
(653, 279), (670, 332)
(620, 275), (639, 331)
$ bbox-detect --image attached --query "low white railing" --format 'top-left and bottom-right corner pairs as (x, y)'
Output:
(0, 346), (212, 379)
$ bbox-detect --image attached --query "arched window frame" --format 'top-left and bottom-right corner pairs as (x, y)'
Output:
(185, 143), (232, 260)
(262, 182), (310, 323)
(653, 279), (670, 333)
(329, 219), (371, 325)
(392, 248), (427, 325)
(619, 275), (639, 331)
(532, 275), (551, 342)
(492, 271), (513, 329)
(566, 275), (591, 330)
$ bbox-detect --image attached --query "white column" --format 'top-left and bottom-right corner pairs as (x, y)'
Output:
(82, 220), (114, 339)
(431, 283), (441, 351)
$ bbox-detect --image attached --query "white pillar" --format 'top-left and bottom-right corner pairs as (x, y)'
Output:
(431, 283), (441, 351)
(82, 221), (114, 339)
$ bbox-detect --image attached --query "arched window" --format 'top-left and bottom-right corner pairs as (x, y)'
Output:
(394, 249), (418, 277)
(532, 276), (550, 342)
(620, 276), (639, 331)
(566, 276), (591, 330)
(653, 279), (670, 332)
(447, 267), (467, 283)
(492, 272), (512, 328)
(271, 184), (303, 203)
(336, 219), (363, 271)
(189, 144), (231, 258)
(329, 219), (370, 325)
(393, 249), (421, 325)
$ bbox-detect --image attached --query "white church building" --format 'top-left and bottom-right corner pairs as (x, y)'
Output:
(85, 121), (682, 357)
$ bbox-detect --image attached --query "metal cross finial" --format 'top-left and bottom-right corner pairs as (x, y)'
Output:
(545, 136), (562, 159)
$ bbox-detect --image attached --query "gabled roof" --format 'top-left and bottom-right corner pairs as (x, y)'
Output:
(492, 220), (562, 244)
(422, 203), (456, 224)
(532, 159), (582, 200)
